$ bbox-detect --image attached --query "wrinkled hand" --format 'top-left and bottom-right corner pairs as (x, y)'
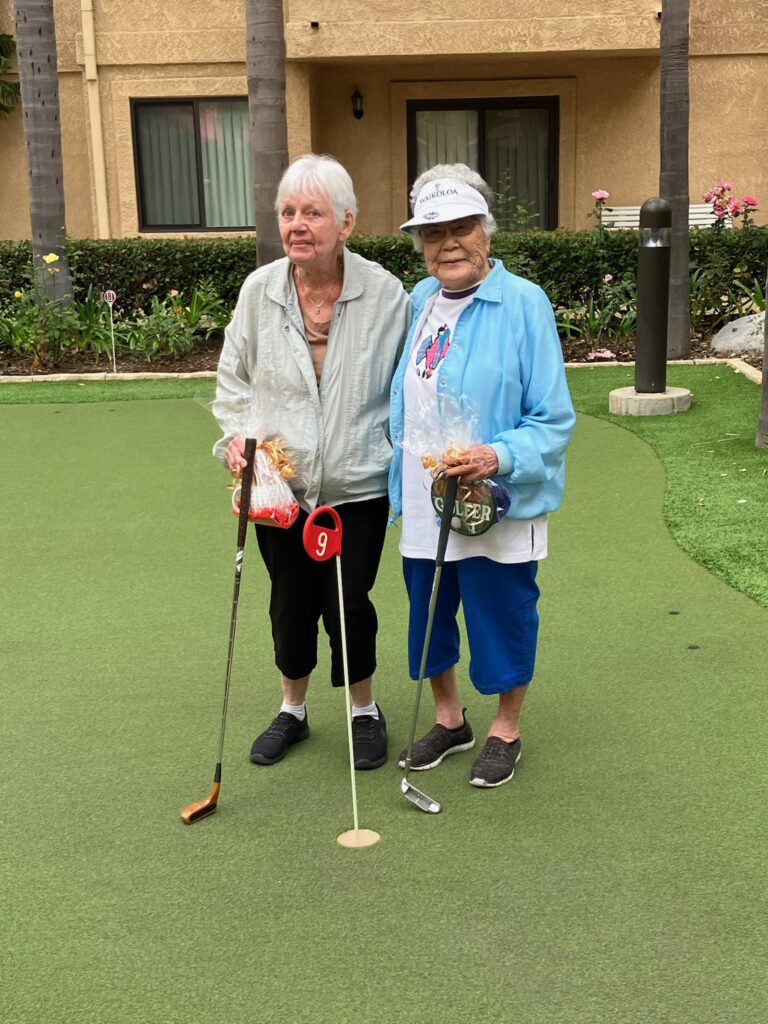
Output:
(441, 444), (499, 483)
(225, 435), (247, 474)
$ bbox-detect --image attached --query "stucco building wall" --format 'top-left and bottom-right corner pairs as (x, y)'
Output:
(0, 0), (766, 241)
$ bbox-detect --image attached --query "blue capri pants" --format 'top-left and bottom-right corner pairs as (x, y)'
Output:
(402, 556), (540, 695)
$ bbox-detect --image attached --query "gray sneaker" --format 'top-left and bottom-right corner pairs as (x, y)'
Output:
(469, 736), (521, 787)
(398, 710), (475, 771)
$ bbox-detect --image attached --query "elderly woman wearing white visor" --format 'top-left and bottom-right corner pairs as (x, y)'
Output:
(388, 164), (575, 788)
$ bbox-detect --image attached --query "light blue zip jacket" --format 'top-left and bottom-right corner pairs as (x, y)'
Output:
(388, 259), (575, 522)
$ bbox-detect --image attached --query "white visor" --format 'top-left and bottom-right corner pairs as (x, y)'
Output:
(400, 179), (489, 232)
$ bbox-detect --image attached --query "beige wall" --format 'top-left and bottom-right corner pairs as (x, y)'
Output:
(312, 55), (661, 234)
(284, 0), (662, 59)
(1, 0), (766, 242)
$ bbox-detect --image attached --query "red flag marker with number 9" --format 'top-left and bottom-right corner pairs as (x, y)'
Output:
(301, 506), (380, 849)
(303, 506), (342, 562)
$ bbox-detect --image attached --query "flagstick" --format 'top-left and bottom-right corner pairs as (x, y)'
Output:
(335, 555), (360, 844)
(109, 306), (116, 375)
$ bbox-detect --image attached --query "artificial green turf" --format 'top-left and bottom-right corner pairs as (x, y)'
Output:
(0, 377), (215, 404)
(3, 389), (768, 1023)
(567, 363), (768, 606)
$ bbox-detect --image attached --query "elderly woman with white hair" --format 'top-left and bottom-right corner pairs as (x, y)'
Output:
(389, 163), (575, 788)
(213, 154), (410, 771)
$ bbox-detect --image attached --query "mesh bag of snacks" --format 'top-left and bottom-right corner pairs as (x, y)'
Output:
(231, 440), (299, 528)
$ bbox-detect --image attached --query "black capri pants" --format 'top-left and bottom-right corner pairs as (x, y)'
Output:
(255, 496), (389, 687)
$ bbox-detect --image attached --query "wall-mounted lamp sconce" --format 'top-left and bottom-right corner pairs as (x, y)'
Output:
(351, 87), (364, 120)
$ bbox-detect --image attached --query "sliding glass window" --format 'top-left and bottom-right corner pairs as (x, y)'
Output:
(132, 99), (254, 231)
(408, 98), (559, 230)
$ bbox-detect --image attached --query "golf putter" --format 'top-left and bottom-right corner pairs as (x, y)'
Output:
(401, 473), (459, 815)
(181, 438), (257, 825)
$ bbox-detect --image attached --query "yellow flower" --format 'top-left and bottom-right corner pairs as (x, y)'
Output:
(14, 290), (22, 298)
(42, 252), (60, 264)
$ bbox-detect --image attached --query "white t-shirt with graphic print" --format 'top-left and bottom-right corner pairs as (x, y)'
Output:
(400, 286), (547, 564)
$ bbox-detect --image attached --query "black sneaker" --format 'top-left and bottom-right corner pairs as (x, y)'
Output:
(352, 704), (388, 770)
(469, 736), (521, 788)
(397, 710), (475, 770)
(250, 711), (309, 765)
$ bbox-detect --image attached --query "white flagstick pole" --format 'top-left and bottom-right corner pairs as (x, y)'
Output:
(335, 555), (360, 844)
(302, 506), (379, 848)
(109, 306), (116, 375)
(103, 290), (117, 374)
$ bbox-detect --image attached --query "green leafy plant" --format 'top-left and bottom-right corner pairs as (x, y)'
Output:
(0, 288), (79, 367)
(73, 285), (116, 362)
(121, 296), (197, 361)
(732, 274), (766, 315)
(494, 171), (540, 232)
(554, 274), (637, 349)
(168, 279), (231, 337)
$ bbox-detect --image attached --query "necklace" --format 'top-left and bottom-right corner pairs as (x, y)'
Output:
(294, 268), (341, 318)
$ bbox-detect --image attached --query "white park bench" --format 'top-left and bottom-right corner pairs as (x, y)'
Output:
(604, 203), (730, 229)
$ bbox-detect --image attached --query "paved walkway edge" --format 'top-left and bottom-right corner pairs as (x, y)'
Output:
(563, 357), (762, 385)
(0, 357), (762, 385)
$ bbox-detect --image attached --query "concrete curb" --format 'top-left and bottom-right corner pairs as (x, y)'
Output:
(563, 356), (762, 385)
(0, 357), (762, 385)
(0, 370), (217, 383)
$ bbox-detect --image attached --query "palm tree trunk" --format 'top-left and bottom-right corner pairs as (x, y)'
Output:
(245, 0), (288, 268)
(659, 0), (690, 359)
(756, 271), (768, 447)
(14, 0), (72, 302)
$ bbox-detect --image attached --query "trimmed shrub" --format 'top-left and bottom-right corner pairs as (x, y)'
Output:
(2, 228), (766, 355)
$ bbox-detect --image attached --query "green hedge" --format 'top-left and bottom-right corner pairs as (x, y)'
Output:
(2, 227), (766, 322)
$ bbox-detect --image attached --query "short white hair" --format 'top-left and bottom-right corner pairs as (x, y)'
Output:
(275, 154), (358, 225)
(407, 163), (497, 252)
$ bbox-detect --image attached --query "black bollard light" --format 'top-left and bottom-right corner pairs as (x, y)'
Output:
(635, 197), (672, 393)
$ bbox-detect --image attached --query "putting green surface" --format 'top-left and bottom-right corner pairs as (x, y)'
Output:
(2, 392), (768, 1024)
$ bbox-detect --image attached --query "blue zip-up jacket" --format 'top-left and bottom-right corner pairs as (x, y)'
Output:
(388, 259), (575, 522)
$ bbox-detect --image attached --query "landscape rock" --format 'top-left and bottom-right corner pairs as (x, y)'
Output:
(711, 313), (766, 356)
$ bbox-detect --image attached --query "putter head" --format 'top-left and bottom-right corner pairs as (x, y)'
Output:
(180, 782), (220, 825)
(401, 776), (441, 814)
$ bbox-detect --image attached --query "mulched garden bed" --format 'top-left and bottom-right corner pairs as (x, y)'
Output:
(0, 335), (762, 376)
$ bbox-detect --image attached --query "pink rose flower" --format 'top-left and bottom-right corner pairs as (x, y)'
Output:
(603, 273), (613, 283)
(728, 197), (742, 215)
(591, 189), (609, 201)
(742, 195), (759, 208)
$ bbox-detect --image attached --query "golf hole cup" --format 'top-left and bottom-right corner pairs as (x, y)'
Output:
(302, 506), (381, 850)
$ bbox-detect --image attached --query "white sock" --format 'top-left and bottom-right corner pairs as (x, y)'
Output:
(351, 701), (378, 719)
(280, 701), (306, 722)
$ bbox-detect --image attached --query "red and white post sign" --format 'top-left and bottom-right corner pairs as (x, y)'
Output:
(103, 290), (116, 307)
(303, 506), (342, 562)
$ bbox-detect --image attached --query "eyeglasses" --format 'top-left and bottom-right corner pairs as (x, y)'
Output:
(418, 219), (480, 244)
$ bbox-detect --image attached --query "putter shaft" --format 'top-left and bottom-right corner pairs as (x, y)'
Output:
(400, 475), (458, 815)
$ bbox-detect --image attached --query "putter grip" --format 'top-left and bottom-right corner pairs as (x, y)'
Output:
(435, 475), (458, 568)
(236, 438), (258, 548)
